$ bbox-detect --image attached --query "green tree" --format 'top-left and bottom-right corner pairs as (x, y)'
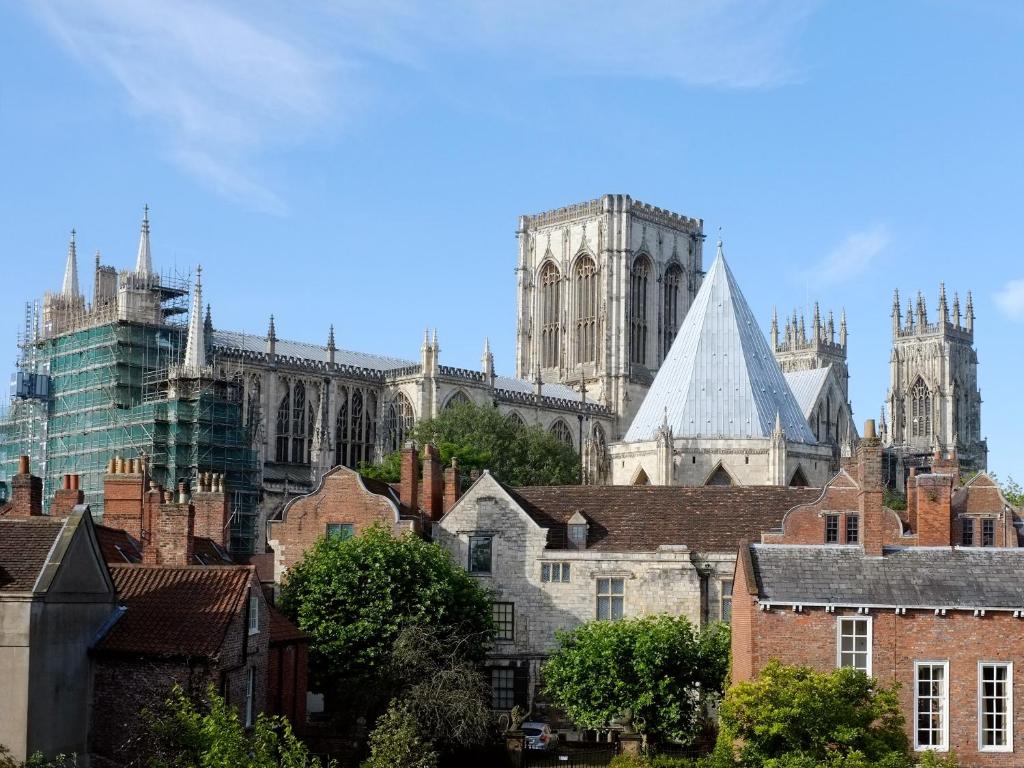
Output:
(359, 401), (581, 486)
(542, 616), (730, 743)
(137, 683), (328, 768)
(716, 661), (909, 768)
(362, 704), (438, 768)
(278, 525), (492, 707)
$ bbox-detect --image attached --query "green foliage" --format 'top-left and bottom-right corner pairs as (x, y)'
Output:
(360, 402), (581, 487)
(358, 450), (402, 483)
(998, 475), (1024, 507)
(883, 487), (907, 511)
(716, 661), (909, 768)
(0, 747), (77, 768)
(140, 683), (328, 768)
(278, 525), (492, 698)
(362, 704), (438, 768)
(542, 616), (731, 742)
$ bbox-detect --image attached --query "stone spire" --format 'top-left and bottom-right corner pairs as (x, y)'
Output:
(952, 292), (961, 329)
(135, 205), (153, 277)
(839, 309), (847, 347)
(481, 337), (494, 382)
(203, 303), (213, 337)
(827, 310), (835, 343)
(938, 282), (948, 324)
(266, 315), (277, 357)
(327, 324), (336, 365)
(182, 266), (206, 375)
(813, 302), (821, 342)
(891, 289), (901, 336)
(798, 314), (807, 345)
(904, 302), (914, 332)
(770, 307), (779, 351)
(61, 229), (80, 298)
(916, 291), (927, 328)
(966, 291), (974, 334)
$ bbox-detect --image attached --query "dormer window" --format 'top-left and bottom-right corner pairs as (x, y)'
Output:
(567, 511), (588, 550)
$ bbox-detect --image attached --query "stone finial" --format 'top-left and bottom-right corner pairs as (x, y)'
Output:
(966, 290), (975, 333)
(952, 292), (961, 329)
(770, 307), (779, 351)
(135, 204), (153, 277)
(327, 324), (336, 365)
(938, 282), (948, 324)
(839, 309), (847, 347)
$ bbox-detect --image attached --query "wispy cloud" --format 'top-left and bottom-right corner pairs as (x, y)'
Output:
(816, 225), (891, 284)
(30, 0), (818, 210)
(995, 279), (1024, 321)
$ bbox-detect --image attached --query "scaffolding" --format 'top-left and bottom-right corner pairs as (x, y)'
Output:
(0, 268), (262, 552)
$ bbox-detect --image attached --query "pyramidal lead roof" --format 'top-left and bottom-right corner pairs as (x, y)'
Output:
(625, 243), (817, 443)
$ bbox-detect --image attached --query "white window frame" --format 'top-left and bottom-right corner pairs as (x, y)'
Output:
(978, 661), (1013, 753)
(245, 666), (256, 728)
(248, 591), (259, 635)
(914, 660), (949, 752)
(836, 616), (872, 674)
(596, 577), (624, 620)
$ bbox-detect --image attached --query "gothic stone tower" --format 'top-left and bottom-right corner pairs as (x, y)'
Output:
(883, 285), (986, 487)
(514, 195), (704, 435)
(771, 302), (850, 400)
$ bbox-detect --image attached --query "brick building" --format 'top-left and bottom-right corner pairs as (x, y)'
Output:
(732, 421), (1024, 766)
(433, 472), (818, 718)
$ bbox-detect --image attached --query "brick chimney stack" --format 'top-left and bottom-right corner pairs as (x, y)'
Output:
(102, 455), (147, 540)
(52, 473), (85, 519)
(443, 457), (461, 515)
(8, 456), (43, 517)
(193, 472), (231, 549)
(399, 441), (419, 513)
(914, 473), (954, 546)
(155, 499), (196, 566)
(858, 420), (885, 556)
(421, 443), (443, 521)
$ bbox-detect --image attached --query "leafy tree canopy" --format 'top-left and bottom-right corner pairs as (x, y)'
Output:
(360, 402), (581, 486)
(278, 525), (492, 699)
(542, 616), (730, 743)
(716, 661), (909, 768)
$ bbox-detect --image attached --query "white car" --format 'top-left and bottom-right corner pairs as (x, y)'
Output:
(522, 722), (553, 750)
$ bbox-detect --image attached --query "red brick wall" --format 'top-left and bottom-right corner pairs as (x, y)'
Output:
(268, 466), (415, 577)
(268, 641), (309, 732)
(193, 491), (230, 549)
(742, 606), (1024, 766)
(915, 474), (954, 547)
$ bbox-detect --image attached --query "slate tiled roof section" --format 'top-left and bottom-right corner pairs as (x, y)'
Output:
(508, 485), (821, 552)
(211, 329), (415, 371)
(625, 245), (816, 443)
(494, 375), (583, 402)
(98, 565), (254, 658)
(0, 517), (66, 592)
(750, 545), (1024, 609)
(783, 366), (832, 419)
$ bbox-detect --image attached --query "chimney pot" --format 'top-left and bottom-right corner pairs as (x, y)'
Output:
(18, 456), (29, 475)
(864, 419), (876, 440)
(63, 474), (72, 490)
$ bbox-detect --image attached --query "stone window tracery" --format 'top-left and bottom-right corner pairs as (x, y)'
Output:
(662, 263), (682, 359)
(549, 419), (573, 448)
(291, 381), (307, 464)
(445, 391), (471, 410)
(386, 392), (414, 452)
(910, 378), (932, 438)
(630, 256), (650, 366)
(539, 262), (561, 369)
(574, 255), (597, 365)
(335, 387), (350, 468)
(275, 391), (290, 462)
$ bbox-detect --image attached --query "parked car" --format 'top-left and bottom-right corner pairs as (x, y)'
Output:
(522, 722), (552, 750)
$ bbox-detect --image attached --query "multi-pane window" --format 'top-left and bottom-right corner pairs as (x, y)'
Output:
(629, 256), (650, 366)
(274, 382), (312, 464)
(541, 563), (571, 583)
(982, 519), (995, 547)
(336, 388), (376, 469)
(825, 514), (839, 544)
(962, 518), (975, 547)
(469, 535), (493, 574)
(979, 663), (1012, 751)
(326, 523), (354, 540)
(662, 264), (682, 359)
(491, 668), (514, 710)
(275, 392), (290, 462)
(915, 662), (948, 751)
(540, 262), (561, 369)
(248, 591), (259, 635)
(911, 379), (932, 438)
(574, 256), (598, 365)
(385, 393), (414, 452)
(291, 382), (307, 464)
(846, 515), (860, 544)
(549, 420), (574, 448)
(492, 602), (514, 641)
(596, 577), (624, 620)
(245, 666), (256, 728)
(837, 617), (871, 673)
(721, 579), (733, 623)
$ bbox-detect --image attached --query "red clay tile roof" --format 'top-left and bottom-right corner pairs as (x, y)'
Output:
(0, 517), (66, 591)
(268, 605), (307, 645)
(507, 485), (822, 552)
(97, 565), (254, 659)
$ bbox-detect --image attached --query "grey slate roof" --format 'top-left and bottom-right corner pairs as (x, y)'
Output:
(750, 544), (1024, 609)
(211, 329), (415, 371)
(625, 245), (816, 443)
(494, 375), (583, 402)
(783, 366), (832, 419)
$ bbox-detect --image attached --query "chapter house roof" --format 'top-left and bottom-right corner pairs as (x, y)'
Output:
(783, 366), (833, 419)
(749, 544), (1024, 609)
(507, 485), (821, 552)
(625, 243), (816, 443)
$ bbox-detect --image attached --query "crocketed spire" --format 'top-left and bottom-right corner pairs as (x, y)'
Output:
(182, 266), (206, 375)
(61, 229), (80, 298)
(135, 205), (152, 277)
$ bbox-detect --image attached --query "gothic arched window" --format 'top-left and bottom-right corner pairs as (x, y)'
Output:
(630, 255), (650, 366)
(444, 391), (471, 410)
(275, 391), (290, 462)
(574, 255), (598, 365)
(335, 387), (350, 468)
(246, 377), (260, 433)
(549, 419), (574, 448)
(291, 382), (307, 464)
(662, 264), (682, 359)
(505, 410), (525, 428)
(911, 378), (931, 438)
(540, 262), (561, 369)
(386, 392), (415, 452)
(365, 392), (378, 460)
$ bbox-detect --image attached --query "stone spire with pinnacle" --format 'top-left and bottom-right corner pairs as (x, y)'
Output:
(182, 266), (207, 375)
(770, 307), (779, 351)
(61, 229), (80, 298)
(266, 315), (277, 358)
(135, 205), (153, 277)
(327, 324), (336, 365)
(481, 337), (494, 382)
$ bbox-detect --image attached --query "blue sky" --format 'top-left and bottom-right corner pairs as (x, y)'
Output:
(1, 1), (1022, 479)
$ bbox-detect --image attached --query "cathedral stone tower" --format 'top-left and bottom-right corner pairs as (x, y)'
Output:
(771, 303), (849, 400)
(514, 195), (704, 435)
(882, 285), (986, 488)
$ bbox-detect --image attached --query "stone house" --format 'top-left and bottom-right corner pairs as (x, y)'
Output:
(432, 472), (819, 716)
(732, 421), (1023, 766)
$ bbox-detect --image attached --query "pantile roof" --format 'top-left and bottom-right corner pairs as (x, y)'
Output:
(268, 605), (307, 645)
(94, 525), (233, 566)
(625, 244), (816, 443)
(507, 485), (821, 552)
(750, 544), (1024, 609)
(97, 565), (254, 658)
(0, 517), (66, 592)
